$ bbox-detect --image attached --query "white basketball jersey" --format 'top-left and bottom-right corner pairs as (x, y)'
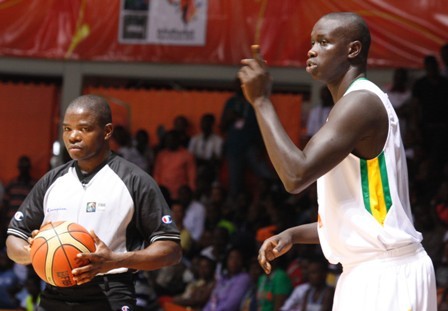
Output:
(316, 78), (422, 266)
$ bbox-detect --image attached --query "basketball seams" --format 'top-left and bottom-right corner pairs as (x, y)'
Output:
(31, 221), (96, 287)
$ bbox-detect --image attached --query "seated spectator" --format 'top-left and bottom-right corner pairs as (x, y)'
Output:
(178, 185), (206, 243)
(19, 270), (42, 311)
(171, 201), (193, 255)
(281, 256), (334, 311)
(152, 260), (194, 298)
(0, 248), (21, 309)
(437, 262), (448, 311)
(203, 247), (251, 311)
(257, 256), (293, 311)
(240, 256), (263, 311)
(201, 226), (231, 276)
(413, 203), (445, 269)
(163, 255), (217, 311)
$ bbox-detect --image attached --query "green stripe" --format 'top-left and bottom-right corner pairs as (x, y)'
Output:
(346, 77), (368, 93)
(378, 152), (392, 212)
(360, 159), (371, 214)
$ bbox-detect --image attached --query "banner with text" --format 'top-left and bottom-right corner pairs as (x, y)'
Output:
(0, 0), (446, 68)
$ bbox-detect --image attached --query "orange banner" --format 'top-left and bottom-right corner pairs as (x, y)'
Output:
(0, 0), (446, 68)
(83, 87), (302, 148)
(0, 82), (59, 183)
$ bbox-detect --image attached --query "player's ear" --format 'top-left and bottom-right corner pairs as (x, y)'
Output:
(348, 40), (362, 59)
(104, 123), (113, 140)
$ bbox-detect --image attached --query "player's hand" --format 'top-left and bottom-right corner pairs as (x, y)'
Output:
(72, 230), (117, 285)
(238, 44), (272, 105)
(258, 231), (293, 274)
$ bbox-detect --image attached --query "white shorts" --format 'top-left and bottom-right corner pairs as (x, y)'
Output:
(332, 243), (437, 311)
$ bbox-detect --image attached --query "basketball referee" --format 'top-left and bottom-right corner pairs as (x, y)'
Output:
(6, 95), (182, 311)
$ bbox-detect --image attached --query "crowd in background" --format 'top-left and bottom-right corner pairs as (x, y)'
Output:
(0, 46), (448, 311)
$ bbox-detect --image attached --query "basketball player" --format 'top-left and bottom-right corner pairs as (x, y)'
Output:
(238, 12), (437, 310)
(6, 95), (182, 310)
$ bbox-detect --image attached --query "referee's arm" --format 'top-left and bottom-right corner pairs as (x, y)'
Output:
(6, 235), (32, 265)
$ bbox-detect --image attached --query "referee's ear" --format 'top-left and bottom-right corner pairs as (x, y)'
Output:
(104, 123), (113, 141)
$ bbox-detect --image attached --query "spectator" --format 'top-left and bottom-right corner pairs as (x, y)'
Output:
(201, 226), (231, 276)
(240, 257), (262, 311)
(305, 86), (333, 140)
(413, 203), (445, 269)
(112, 125), (147, 170)
(281, 256), (334, 311)
(178, 185), (206, 243)
(384, 67), (412, 138)
(2, 155), (36, 219)
(257, 256), (292, 311)
(203, 247), (251, 311)
(173, 115), (191, 148)
(0, 248), (20, 309)
(171, 201), (193, 255)
(165, 255), (217, 311)
(19, 270), (42, 311)
(220, 78), (273, 200)
(440, 43), (448, 78)
(154, 130), (197, 199)
(411, 55), (448, 165)
(134, 129), (155, 173)
(189, 113), (223, 192)
(188, 113), (223, 170)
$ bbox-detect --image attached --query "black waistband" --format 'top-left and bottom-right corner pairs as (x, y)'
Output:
(46, 271), (134, 291)
(90, 271), (134, 284)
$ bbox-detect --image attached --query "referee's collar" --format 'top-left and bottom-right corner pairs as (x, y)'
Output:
(74, 152), (115, 184)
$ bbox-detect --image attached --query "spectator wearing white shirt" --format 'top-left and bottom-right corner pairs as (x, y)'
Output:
(189, 113), (223, 174)
(178, 185), (206, 242)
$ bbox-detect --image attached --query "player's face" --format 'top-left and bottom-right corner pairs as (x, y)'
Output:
(306, 18), (350, 83)
(62, 107), (112, 170)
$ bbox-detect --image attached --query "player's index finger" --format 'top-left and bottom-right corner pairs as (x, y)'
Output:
(251, 44), (261, 60)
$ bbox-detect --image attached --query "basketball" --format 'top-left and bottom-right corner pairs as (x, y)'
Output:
(30, 221), (96, 287)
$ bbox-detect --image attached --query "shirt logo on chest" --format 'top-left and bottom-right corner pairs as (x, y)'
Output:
(86, 202), (96, 213)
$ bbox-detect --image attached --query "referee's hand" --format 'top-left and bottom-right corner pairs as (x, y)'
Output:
(72, 230), (116, 285)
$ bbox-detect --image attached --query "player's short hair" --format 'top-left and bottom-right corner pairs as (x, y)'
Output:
(323, 12), (371, 62)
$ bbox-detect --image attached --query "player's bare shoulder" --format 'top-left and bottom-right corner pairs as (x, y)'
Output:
(330, 90), (388, 158)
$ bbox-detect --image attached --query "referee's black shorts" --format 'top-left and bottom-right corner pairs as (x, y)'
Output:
(37, 272), (136, 311)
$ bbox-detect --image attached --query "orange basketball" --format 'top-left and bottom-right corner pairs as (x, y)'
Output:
(30, 221), (96, 287)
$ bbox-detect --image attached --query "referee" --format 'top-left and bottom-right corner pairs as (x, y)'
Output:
(6, 95), (182, 311)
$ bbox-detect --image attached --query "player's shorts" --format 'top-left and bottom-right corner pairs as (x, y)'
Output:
(332, 243), (437, 311)
(38, 272), (136, 311)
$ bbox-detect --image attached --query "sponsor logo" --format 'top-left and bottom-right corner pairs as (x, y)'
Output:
(161, 215), (173, 224)
(14, 211), (24, 221)
(46, 207), (68, 213)
(86, 202), (96, 213)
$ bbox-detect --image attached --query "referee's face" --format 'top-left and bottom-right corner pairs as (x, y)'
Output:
(62, 106), (112, 172)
